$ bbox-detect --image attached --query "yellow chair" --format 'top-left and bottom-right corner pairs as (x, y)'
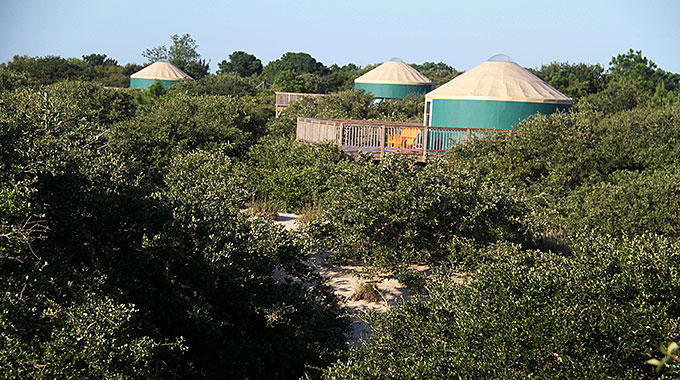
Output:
(387, 128), (421, 153)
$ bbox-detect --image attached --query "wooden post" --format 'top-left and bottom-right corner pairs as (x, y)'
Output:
(337, 123), (344, 151)
(466, 128), (471, 141)
(380, 124), (385, 158)
(422, 126), (428, 161)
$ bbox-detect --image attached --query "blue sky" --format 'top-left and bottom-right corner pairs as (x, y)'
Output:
(1, 0), (678, 73)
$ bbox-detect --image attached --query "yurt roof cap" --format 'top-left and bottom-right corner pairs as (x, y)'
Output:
(355, 59), (433, 86)
(425, 55), (572, 104)
(487, 54), (514, 62)
(130, 61), (194, 81)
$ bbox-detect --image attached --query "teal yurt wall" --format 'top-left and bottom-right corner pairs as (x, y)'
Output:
(424, 55), (572, 129)
(355, 59), (434, 99)
(130, 61), (193, 89)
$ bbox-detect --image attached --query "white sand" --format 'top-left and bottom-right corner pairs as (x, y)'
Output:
(273, 213), (437, 346)
(273, 212), (469, 346)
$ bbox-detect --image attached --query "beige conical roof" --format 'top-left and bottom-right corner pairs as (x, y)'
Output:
(426, 60), (571, 104)
(355, 60), (433, 85)
(130, 61), (194, 81)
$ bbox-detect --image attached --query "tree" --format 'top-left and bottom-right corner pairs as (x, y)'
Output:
(82, 53), (107, 66)
(411, 61), (462, 87)
(218, 51), (263, 77)
(273, 69), (307, 92)
(579, 49), (680, 113)
(178, 59), (210, 80)
(82, 53), (116, 67)
(531, 61), (606, 99)
(263, 52), (327, 80)
(328, 63), (360, 72)
(122, 63), (144, 76)
(142, 34), (210, 79)
(4, 55), (87, 85)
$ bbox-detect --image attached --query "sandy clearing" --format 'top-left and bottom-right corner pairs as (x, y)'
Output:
(274, 212), (300, 231)
(273, 213), (434, 346)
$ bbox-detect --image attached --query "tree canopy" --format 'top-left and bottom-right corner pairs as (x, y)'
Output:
(142, 33), (210, 79)
(218, 51), (263, 77)
(263, 52), (328, 78)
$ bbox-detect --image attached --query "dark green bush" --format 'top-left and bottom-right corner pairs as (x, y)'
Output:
(165, 147), (248, 210)
(1, 84), (347, 379)
(246, 136), (345, 211)
(318, 155), (528, 267)
(452, 102), (680, 194)
(44, 81), (137, 125)
(168, 73), (256, 97)
(112, 93), (266, 169)
(325, 233), (680, 379)
(0, 69), (35, 92)
(450, 103), (680, 241)
(561, 168), (680, 238)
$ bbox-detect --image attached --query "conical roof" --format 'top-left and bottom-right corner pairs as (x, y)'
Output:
(130, 61), (193, 81)
(426, 59), (571, 104)
(355, 60), (433, 85)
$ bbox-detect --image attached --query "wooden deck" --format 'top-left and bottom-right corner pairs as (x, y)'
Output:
(275, 92), (326, 117)
(296, 117), (512, 161)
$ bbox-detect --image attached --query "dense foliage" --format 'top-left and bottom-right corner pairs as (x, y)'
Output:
(168, 73), (256, 97)
(218, 51), (263, 77)
(246, 137), (345, 211)
(142, 33), (210, 80)
(112, 93), (266, 169)
(321, 51), (680, 379)
(325, 233), (680, 379)
(1, 54), (142, 88)
(2, 47), (680, 379)
(449, 103), (680, 240)
(318, 155), (528, 267)
(0, 78), (347, 379)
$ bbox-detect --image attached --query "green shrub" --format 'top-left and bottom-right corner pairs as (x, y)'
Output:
(165, 147), (248, 210)
(325, 233), (680, 379)
(318, 155), (528, 267)
(1, 83), (348, 379)
(168, 73), (256, 97)
(113, 93), (265, 169)
(0, 69), (35, 92)
(450, 103), (680, 242)
(246, 136), (345, 211)
(452, 103), (680, 195)
(560, 168), (680, 238)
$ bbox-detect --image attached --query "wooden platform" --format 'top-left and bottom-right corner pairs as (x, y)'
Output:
(275, 92), (326, 117)
(296, 117), (512, 161)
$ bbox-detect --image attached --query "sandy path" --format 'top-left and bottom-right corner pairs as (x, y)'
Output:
(274, 213), (430, 346)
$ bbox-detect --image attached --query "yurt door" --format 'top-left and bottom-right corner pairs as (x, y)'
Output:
(424, 99), (432, 126)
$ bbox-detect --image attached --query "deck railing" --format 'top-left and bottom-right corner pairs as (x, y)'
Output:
(296, 117), (512, 160)
(275, 92), (326, 117)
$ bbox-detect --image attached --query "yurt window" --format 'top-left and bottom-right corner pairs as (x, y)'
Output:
(424, 100), (432, 126)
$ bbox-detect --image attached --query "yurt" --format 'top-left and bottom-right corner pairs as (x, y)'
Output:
(355, 58), (434, 99)
(424, 55), (572, 129)
(130, 61), (193, 89)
